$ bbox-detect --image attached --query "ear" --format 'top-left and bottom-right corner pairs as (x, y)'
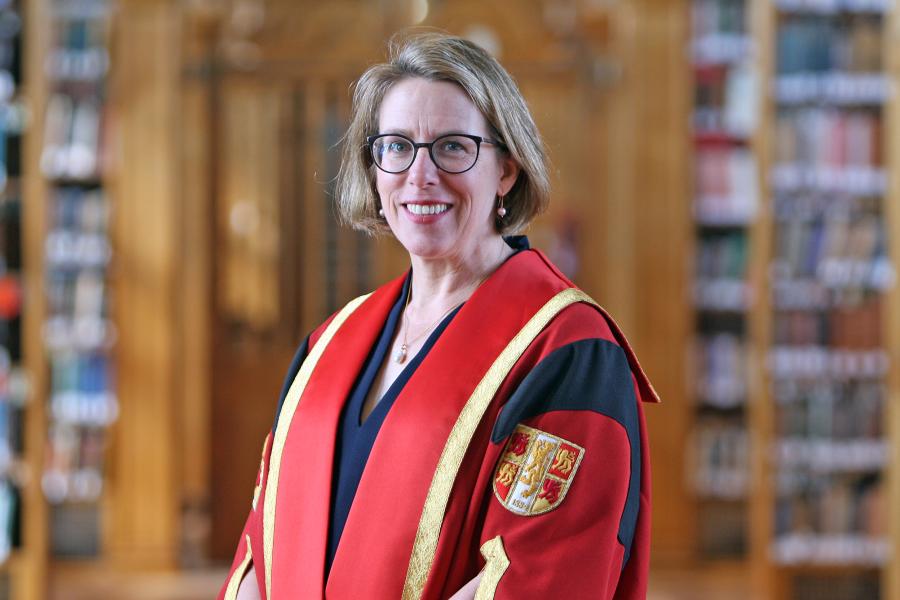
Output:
(497, 156), (521, 197)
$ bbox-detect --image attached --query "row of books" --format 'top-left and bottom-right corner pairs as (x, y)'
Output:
(694, 278), (751, 312)
(774, 474), (885, 562)
(773, 192), (880, 219)
(691, 0), (747, 36)
(775, 109), (881, 169)
(696, 230), (748, 280)
(777, 16), (883, 74)
(774, 72), (888, 105)
(792, 573), (879, 600)
(42, 424), (105, 504)
(51, 187), (108, 233)
(770, 214), (888, 291)
(770, 164), (885, 196)
(776, 438), (886, 471)
(46, 269), (107, 321)
(774, 295), (881, 341)
(773, 533), (887, 566)
(49, 352), (115, 427)
(41, 94), (103, 181)
(769, 347), (887, 380)
(695, 333), (748, 407)
(694, 147), (757, 224)
(45, 11), (109, 82)
(692, 421), (749, 498)
(694, 65), (755, 136)
(777, 0), (890, 13)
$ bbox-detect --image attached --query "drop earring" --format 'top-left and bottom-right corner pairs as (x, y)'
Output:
(496, 195), (507, 218)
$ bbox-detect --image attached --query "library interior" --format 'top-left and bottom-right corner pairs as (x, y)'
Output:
(0, 0), (899, 598)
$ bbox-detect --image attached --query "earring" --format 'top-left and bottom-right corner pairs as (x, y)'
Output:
(497, 196), (507, 218)
(378, 207), (385, 217)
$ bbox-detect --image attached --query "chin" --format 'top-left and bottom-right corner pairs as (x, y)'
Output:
(402, 240), (455, 260)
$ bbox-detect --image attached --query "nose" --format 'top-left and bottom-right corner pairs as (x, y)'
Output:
(406, 145), (439, 186)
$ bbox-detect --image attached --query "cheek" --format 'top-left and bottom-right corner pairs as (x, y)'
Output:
(374, 172), (398, 201)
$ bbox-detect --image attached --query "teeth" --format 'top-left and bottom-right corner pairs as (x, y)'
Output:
(407, 204), (449, 215)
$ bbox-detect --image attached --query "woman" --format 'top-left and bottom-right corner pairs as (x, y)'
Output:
(220, 32), (658, 600)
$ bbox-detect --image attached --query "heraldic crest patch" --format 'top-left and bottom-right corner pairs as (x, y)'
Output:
(493, 424), (585, 516)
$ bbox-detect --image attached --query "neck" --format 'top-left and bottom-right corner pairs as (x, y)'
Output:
(407, 235), (513, 312)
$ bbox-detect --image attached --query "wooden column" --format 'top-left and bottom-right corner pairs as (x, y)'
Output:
(880, 6), (900, 600)
(178, 6), (218, 564)
(604, 0), (693, 565)
(748, 1), (776, 597)
(21, 0), (51, 597)
(106, 0), (182, 569)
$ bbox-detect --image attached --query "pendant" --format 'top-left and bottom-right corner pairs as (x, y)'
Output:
(395, 344), (408, 364)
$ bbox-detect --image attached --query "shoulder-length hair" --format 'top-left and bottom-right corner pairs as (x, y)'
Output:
(335, 32), (550, 235)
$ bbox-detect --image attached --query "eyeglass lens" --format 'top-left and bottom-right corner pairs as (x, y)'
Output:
(371, 135), (480, 173)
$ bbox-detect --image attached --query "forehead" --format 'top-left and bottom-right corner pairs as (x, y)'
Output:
(378, 78), (489, 134)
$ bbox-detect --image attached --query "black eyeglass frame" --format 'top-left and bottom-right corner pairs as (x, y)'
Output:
(366, 133), (506, 174)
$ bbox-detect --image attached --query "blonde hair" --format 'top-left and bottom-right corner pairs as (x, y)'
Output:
(336, 32), (550, 235)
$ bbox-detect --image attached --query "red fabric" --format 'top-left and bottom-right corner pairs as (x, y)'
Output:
(218, 249), (654, 599)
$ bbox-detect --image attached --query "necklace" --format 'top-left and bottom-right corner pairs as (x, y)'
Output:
(395, 287), (464, 364)
(396, 248), (506, 364)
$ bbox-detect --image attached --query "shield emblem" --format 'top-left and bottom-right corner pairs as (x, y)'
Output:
(492, 424), (585, 516)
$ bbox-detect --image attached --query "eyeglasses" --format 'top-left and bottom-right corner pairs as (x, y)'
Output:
(367, 133), (505, 174)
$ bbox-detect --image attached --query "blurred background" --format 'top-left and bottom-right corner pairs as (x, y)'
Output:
(0, 0), (897, 598)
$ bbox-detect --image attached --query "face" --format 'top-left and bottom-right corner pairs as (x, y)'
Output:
(374, 78), (519, 263)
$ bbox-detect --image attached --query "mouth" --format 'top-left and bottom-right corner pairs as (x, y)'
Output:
(402, 202), (451, 216)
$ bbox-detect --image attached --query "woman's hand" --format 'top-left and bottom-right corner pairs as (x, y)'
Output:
(448, 571), (483, 600)
(236, 566), (261, 600)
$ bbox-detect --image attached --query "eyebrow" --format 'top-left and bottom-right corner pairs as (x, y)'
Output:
(376, 129), (477, 139)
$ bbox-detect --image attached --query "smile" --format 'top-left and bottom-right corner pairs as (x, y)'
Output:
(405, 203), (450, 216)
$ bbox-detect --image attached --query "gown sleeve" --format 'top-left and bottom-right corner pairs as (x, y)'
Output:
(217, 336), (310, 600)
(477, 337), (651, 599)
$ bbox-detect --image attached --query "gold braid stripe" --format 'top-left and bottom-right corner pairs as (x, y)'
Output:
(474, 536), (510, 599)
(401, 288), (596, 599)
(223, 534), (253, 600)
(263, 293), (372, 599)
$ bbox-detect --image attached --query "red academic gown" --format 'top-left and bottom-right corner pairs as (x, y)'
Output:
(219, 248), (659, 600)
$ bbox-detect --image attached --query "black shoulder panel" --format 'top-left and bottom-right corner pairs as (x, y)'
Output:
(492, 338), (641, 567)
(272, 335), (310, 434)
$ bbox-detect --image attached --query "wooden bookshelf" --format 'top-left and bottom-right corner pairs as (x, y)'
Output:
(17, 0), (120, 595)
(749, 1), (900, 599)
(688, 0), (757, 562)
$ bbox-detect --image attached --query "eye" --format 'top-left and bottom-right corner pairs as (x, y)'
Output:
(382, 138), (412, 154)
(438, 138), (468, 153)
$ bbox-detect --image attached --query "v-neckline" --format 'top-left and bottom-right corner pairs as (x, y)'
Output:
(355, 288), (463, 428)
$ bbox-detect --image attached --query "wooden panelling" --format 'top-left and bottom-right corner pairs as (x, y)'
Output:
(216, 81), (283, 331)
(605, 0), (693, 565)
(106, 0), (182, 568)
